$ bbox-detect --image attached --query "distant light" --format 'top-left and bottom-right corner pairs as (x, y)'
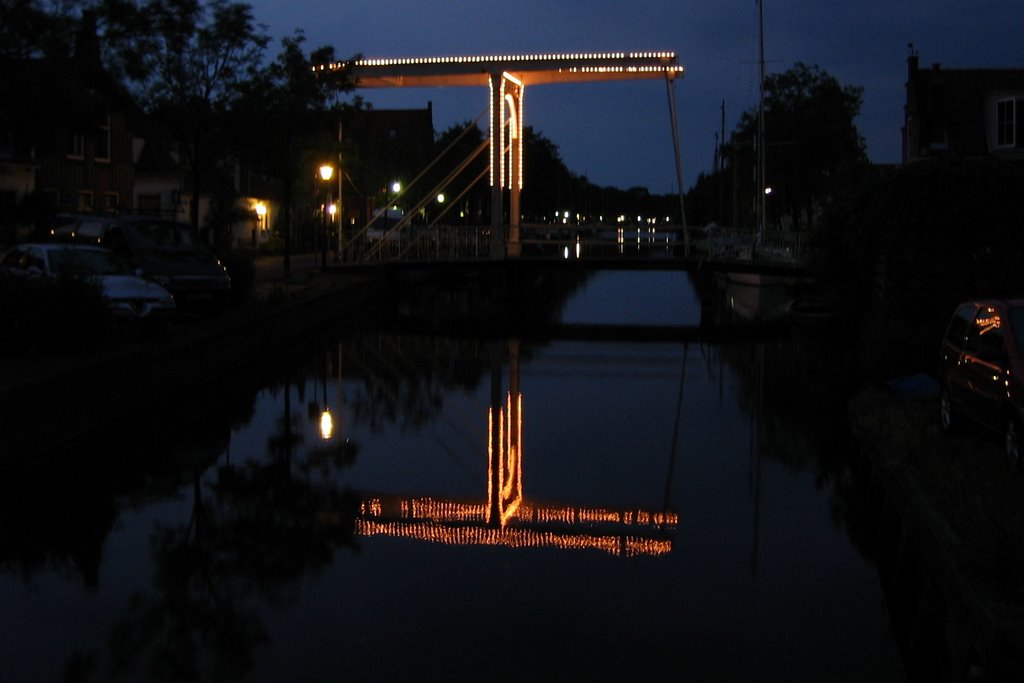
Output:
(764, 186), (773, 195)
(391, 181), (402, 193)
(436, 193), (445, 203)
(254, 202), (267, 217)
(319, 164), (334, 181)
(327, 203), (337, 216)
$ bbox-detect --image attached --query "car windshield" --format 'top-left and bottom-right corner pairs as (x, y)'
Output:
(124, 222), (197, 252)
(49, 248), (128, 276)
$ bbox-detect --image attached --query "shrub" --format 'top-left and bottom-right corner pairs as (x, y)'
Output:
(813, 157), (1024, 379)
(0, 273), (113, 354)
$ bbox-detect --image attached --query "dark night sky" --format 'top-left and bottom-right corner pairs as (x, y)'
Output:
(245, 0), (1024, 193)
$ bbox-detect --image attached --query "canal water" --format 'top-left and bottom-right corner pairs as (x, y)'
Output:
(0, 269), (907, 682)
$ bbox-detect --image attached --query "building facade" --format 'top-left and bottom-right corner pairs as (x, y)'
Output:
(903, 47), (1024, 165)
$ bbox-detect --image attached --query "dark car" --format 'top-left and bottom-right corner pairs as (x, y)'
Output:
(51, 214), (231, 313)
(938, 298), (1024, 470)
(1, 242), (176, 321)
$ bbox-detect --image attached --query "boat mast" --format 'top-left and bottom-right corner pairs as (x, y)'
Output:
(756, 0), (766, 251)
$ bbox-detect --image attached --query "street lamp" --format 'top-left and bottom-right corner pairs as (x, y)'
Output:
(319, 164), (335, 267)
(253, 202), (267, 250)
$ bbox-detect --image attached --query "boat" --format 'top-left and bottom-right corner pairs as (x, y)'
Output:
(725, 0), (798, 286)
(720, 274), (793, 322)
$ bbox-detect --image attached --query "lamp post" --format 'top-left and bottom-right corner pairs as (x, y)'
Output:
(319, 164), (335, 268)
(335, 159), (344, 262)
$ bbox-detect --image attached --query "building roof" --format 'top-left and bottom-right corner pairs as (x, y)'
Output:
(905, 52), (1024, 161)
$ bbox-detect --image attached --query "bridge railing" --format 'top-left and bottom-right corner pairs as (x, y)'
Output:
(343, 223), (494, 263)
(700, 226), (803, 263)
(524, 224), (684, 259)
(341, 222), (803, 264)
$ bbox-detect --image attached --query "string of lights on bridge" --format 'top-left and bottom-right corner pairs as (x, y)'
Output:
(312, 51), (681, 74)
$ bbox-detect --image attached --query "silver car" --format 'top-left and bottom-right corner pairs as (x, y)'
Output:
(0, 243), (176, 320)
(50, 214), (232, 313)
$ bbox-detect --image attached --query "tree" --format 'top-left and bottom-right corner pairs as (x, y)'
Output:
(0, 0), (77, 61)
(98, 0), (270, 234)
(423, 121), (489, 224)
(521, 126), (576, 222)
(232, 32), (357, 270)
(0, 3), (107, 233)
(724, 62), (868, 230)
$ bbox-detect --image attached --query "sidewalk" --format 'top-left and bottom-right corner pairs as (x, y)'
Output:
(248, 251), (365, 305)
(251, 251), (323, 284)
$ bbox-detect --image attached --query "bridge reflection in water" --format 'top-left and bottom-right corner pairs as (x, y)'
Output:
(345, 340), (679, 556)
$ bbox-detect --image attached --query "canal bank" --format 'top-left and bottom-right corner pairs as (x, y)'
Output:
(848, 381), (1024, 682)
(0, 260), (383, 462)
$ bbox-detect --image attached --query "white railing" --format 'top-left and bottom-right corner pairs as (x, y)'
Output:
(342, 222), (803, 265)
(344, 224), (494, 262)
(702, 226), (803, 264)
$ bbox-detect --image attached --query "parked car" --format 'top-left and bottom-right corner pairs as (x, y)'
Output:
(0, 242), (176, 320)
(938, 298), (1024, 470)
(50, 214), (232, 313)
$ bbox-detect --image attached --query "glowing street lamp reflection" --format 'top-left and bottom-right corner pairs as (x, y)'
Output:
(319, 407), (334, 441)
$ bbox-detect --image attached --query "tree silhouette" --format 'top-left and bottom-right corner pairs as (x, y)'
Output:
(689, 63), (868, 231)
(99, 0), (270, 235)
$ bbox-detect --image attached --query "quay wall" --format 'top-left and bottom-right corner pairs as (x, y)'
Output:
(849, 390), (1024, 682)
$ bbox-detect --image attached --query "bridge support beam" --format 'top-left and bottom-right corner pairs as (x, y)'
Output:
(489, 72), (524, 259)
(507, 78), (522, 258)
(489, 74), (504, 260)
